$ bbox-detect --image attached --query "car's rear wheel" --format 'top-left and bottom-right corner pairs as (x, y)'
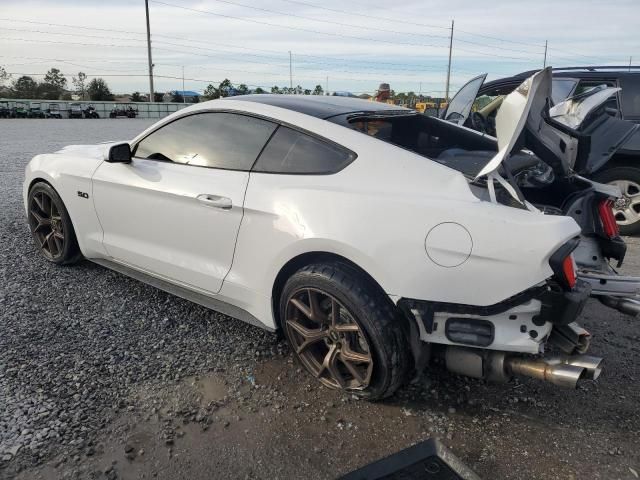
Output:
(280, 263), (409, 400)
(28, 182), (81, 264)
(593, 165), (640, 235)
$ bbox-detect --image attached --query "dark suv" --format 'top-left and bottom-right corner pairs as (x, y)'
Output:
(451, 67), (640, 233)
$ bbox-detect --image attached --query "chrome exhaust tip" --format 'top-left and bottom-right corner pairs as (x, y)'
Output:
(600, 296), (640, 317)
(546, 355), (604, 381)
(505, 357), (586, 389)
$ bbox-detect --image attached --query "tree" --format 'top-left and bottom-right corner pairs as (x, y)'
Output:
(87, 78), (114, 101)
(203, 84), (220, 100)
(0, 66), (10, 86)
(38, 68), (68, 99)
(73, 72), (87, 100)
(44, 68), (67, 90)
(153, 92), (164, 102)
(303, 89), (311, 95)
(236, 84), (249, 95)
(11, 76), (38, 98)
(312, 84), (323, 96)
(254, 87), (265, 94)
(218, 79), (233, 97)
(171, 92), (183, 103)
(271, 86), (282, 94)
(130, 91), (144, 102)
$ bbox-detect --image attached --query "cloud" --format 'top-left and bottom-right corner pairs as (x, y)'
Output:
(0, 0), (637, 95)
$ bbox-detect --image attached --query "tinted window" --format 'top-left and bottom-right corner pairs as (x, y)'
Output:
(619, 76), (640, 118)
(253, 127), (354, 174)
(134, 112), (277, 170)
(551, 78), (578, 104)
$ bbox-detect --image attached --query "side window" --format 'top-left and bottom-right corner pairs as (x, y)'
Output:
(574, 80), (620, 117)
(133, 112), (277, 170)
(551, 78), (578, 104)
(252, 126), (355, 174)
(619, 76), (640, 120)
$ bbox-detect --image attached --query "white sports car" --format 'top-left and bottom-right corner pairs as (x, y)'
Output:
(24, 69), (603, 399)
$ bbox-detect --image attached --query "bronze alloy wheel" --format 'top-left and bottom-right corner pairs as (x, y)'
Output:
(28, 190), (65, 261)
(285, 287), (373, 391)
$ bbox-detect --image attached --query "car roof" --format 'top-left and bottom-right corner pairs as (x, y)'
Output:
(482, 66), (640, 91)
(226, 94), (411, 119)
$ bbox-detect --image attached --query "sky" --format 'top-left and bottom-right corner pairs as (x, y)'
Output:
(0, 0), (638, 97)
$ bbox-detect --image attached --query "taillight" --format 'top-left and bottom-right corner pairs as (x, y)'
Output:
(549, 238), (580, 290)
(598, 199), (619, 238)
(562, 255), (577, 289)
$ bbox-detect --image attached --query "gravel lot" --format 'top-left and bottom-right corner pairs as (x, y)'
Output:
(1, 119), (639, 480)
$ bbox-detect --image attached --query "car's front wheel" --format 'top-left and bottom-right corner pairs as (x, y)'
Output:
(27, 182), (81, 264)
(593, 165), (640, 235)
(280, 262), (410, 400)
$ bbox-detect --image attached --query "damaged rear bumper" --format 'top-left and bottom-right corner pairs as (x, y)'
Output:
(398, 280), (599, 388)
(578, 269), (640, 316)
(398, 279), (591, 354)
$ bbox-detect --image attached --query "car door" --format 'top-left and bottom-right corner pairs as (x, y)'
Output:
(441, 73), (487, 125)
(91, 111), (277, 294)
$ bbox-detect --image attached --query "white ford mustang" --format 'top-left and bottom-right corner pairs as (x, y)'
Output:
(24, 70), (603, 399)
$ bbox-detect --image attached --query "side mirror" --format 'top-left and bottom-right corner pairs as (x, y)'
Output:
(107, 143), (132, 163)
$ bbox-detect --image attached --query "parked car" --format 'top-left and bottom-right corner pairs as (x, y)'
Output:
(109, 105), (138, 118)
(46, 103), (63, 119)
(25, 77), (608, 399)
(444, 66), (640, 234)
(68, 103), (83, 119)
(83, 104), (100, 119)
(0, 101), (10, 118)
(13, 102), (29, 118)
(28, 102), (46, 119)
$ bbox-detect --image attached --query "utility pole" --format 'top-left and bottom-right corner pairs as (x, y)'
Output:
(444, 19), (454, 102)
(289, 51), (293, 91)
(325, 75), (328, 95)
(182, 66), (185, 103)
(630, 56), (633, 72)
(145, 0), (154, 102)
(543, 40), (548, 68)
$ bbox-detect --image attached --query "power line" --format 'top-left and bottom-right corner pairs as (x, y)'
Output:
(178, 0), (452, 42)
(149, 1), (450, 51)
(0, 16), (528, 74)
(0, 25), (475, 77)
(150, 0), (541, 62)
(0, 18), (480, 73)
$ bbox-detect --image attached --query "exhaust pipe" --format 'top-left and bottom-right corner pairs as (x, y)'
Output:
(600, 296), (640, 317)
(443, 347), (597, 389)
(505, 357), (586, 388)
(545, 354), (604, 380)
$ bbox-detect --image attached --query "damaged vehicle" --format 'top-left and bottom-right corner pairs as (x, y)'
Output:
(441, 70), (640, 318)
(445, 67), (640, 234)
(23, 74), (608, 399)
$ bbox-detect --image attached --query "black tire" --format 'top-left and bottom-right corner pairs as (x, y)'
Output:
(27, 182), (82, 265)
(279, 262), (410, 400)
(592, 165), (640, 235)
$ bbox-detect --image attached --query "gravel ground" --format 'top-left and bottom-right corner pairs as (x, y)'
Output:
(1, 119), (639, 480)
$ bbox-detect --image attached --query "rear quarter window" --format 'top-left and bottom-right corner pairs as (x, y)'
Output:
(252, 126), (355, 174)
(619, 76), (640, 120)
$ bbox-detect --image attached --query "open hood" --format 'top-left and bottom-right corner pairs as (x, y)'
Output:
(476, 68), (552, 178)
(476, 69), (638, 179)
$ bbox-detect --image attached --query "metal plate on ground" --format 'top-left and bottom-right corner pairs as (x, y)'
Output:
(338, 438), (481, 480)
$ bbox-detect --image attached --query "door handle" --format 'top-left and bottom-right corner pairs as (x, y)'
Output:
(197, 194), (232, 210)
